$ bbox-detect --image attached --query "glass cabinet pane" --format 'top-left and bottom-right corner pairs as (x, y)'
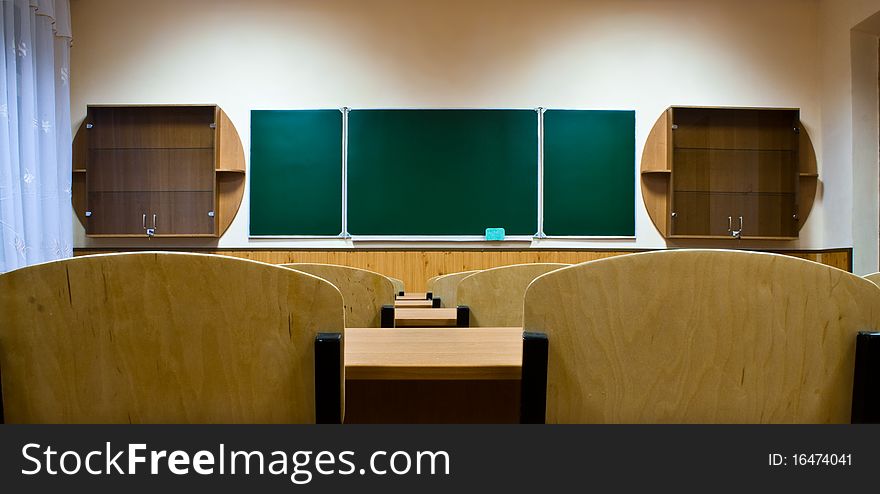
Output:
(669, 108), (799, 239)
(151, 191), (215, 235)
(83, 106), (218, 237)
(86, 192), (152, 235)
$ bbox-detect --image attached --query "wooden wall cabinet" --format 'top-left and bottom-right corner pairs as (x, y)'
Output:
(72, 105), (245, 238)
(641, 107), (818, 240)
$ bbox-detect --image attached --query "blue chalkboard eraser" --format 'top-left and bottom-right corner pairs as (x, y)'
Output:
(485, 228), (505, 241)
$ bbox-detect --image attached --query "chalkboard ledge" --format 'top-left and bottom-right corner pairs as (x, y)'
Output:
(349, 235), (536, 242)
(247, 235), (638, 242)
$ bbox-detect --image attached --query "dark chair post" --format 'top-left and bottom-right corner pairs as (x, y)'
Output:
(314, 333), (343, 424)
(432, 297), (442, 308)
(520, 331), (549, 424)
(852, 332), (880, 424)
(456, 305), (470, 327)
(381, 305), (395, 328)
(426, 292), (433, 300)
(398, 291), (405, 297)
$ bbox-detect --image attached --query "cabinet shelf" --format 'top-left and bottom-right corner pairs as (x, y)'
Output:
(90, 146), (215, 151)
(674, 147), (796, 153)
(87, 189), (215, 193)
(86, 234), (221, 238)
(673, 190), (796, 196)
(669, 235), (799, 241)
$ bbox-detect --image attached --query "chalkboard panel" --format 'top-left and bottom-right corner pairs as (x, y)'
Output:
(249, 109), (635, 238)
(543, 110), (635, 236)
(250, 110), (342, 236)
(347, 110), (538, 236)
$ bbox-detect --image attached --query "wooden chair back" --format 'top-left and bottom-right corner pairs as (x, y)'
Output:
(431, 270), (480, 308)
(282, 263), (395, 327)
(864, 272), (880, 287)
(457, 264), (569, 326)
(524, 250), (880, 423)
(388, 276), (405, 295)
(0, 253), (345, 423)
(426, 275), (441, 293)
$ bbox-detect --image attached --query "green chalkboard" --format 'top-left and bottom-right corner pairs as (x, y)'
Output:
(250, 110), (342, 236)
(543, 110), (635, 236)
(347, 110), (538, 235)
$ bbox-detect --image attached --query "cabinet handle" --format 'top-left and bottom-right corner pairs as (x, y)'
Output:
(730, 216), (744, 239)
(142, 213), (147, 230)
(152, 214), (158, 230)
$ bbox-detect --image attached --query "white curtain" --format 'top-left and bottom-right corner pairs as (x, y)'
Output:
(0, 0), (72, 273)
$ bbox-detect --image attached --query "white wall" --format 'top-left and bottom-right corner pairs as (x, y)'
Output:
(70, 0), (832, 251)
(850, 29), (879, 273)
(816, 0), (880, 273)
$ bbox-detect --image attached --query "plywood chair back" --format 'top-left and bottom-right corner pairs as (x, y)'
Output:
(523, 250), (880, 423)
(457, 264), (569, 326)
(388, 276), (405, 295)
(864, 272), (880, 287)
(426, 275), (440, 293)
(282, 263), (395, 327)
(0, 253), (345, 424)
(431, 270), (480, 308)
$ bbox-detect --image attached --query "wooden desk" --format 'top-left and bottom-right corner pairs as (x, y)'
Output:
(394, 299), (435, 308)
(344, 327), (523, 423)
(395, 307), (458, 327)
(397, 292), (429, 300)
(346, 327), (522, 380)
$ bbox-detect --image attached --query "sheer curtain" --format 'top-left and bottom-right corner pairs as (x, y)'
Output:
(0, 0), (72, 273)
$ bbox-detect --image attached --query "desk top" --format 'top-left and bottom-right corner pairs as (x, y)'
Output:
(397, 292), (428, 300)
(344, 327), (523, 380)
(394, 307), (457, 327)
(394, 299), (434, 308)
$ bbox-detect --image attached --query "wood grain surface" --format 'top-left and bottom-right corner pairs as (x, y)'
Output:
(394, 308), (459, 327)
(426, 275), (441, 292)
(397, 292), (429, 300)
(344, 327), (522, 380)
(282, 263), (395, 328)
(864, 272), (880, 287)
(431, 270), (480, 307)
(523, 250), (880, 423)
(394, 299), (434, 308)
(0, 252), (345, 423)
(457, 263), (569, 327)
(388, 276), (405, 294)
(74, 249), (853, 291)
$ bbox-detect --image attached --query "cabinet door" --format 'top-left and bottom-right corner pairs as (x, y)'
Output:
(86, 192), (152, 235)
(739, 193), (797, 238)
(149, 192), (216, 235)
(669, 107), (800, 239)
(88, 106), (215, 149)
(84, 106), (218, 237)
(671, 191), (740, 237)
(144, 146), (216, 236)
